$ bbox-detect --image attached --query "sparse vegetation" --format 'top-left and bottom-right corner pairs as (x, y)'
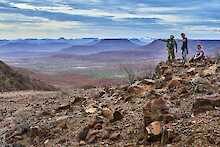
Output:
(120, 64), (136, 85)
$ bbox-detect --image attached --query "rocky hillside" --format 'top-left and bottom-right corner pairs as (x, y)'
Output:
(0, 60), (55, 92)
(1, 58), (220, 146)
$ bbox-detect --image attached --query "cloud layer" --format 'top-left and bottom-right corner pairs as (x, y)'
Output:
(0, 0), (220, 39)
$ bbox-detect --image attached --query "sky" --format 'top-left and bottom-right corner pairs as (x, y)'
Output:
(0, 0), (220, 39)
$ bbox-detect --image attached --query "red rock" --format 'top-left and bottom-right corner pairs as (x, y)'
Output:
(167, 79), (181, 89)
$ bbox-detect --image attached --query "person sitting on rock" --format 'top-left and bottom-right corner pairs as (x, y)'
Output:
(190, 44), (205, 62)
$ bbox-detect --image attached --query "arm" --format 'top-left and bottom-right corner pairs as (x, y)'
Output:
(175, 40), (178, 52)
(159, 39), (168, 42)
(198, 51), (204, 58)
(194, 51), (203, 59)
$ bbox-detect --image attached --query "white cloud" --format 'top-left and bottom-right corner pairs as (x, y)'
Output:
(0, 13), (82, 30)
(9, 2), (188, 23)
(184, 25), (220, 33)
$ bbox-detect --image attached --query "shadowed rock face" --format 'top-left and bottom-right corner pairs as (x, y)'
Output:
(0, 60), (55, 92)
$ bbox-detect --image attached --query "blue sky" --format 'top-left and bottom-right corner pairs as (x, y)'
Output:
(0, 0), (220, 39)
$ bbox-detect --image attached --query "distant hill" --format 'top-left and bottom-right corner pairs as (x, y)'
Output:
(61, 39), (141, 55)
(0, 60), (55, 92)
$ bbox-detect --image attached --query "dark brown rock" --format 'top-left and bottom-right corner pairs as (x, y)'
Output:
(112, 111), (123, 122)
(193, 94), (220, 114)
(78, 126), (90, 141)
(143, 97), (174, 126)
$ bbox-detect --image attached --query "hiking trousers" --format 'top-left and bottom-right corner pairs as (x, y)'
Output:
(182, 48), (188, 63)
(168, 48), (175, 62)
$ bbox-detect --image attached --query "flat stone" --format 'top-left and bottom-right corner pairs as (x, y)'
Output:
(110, 132), (120, 140)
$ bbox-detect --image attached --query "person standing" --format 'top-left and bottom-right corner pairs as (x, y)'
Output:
(160, 35), (178, 62)
(180, 33), (188, 63)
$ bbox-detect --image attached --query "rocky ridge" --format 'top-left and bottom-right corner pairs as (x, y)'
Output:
(0, 60), (55, 92)
(1, 58), (220, 146)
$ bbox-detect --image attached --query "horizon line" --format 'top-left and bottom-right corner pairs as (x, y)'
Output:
(0, 37), (220, 41)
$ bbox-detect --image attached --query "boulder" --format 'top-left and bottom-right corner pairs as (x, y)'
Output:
(143, 97), (174, 126)
(145, 121), (169, 144)
(167, 78), (181, 89)
(193, 94), (220, 114)
(127, 84), (152, 97)
(102, 107), (113, 120)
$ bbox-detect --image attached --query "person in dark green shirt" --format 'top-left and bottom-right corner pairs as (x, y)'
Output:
(160, 35), (178, 62)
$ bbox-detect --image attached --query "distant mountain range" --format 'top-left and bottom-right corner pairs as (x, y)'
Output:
(56, 39), (220, 61)
(0, 38), (220, 60)
(0, 38), (98, 57)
